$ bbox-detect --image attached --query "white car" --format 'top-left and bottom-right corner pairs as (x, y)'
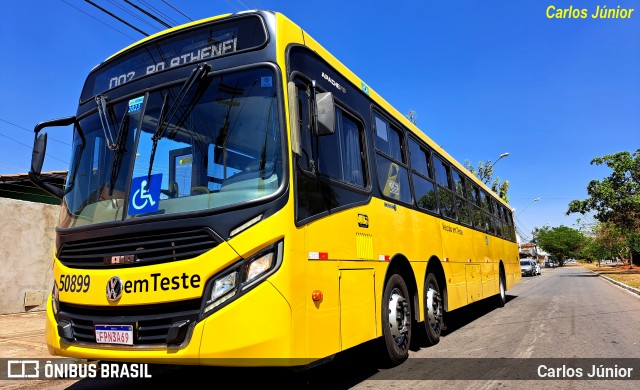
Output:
(532, 261), (541, 275)
(520, 259), (536, 276)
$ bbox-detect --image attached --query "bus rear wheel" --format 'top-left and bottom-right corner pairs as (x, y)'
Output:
(424, 272), (444, 346)
(380, 272), (412, 366)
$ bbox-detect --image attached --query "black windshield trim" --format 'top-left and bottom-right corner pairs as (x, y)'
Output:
(62, 62), (289, 232)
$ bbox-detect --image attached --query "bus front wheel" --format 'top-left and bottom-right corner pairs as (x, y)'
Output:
(380, 272), (412, 366)
(424, 272), (444, 346)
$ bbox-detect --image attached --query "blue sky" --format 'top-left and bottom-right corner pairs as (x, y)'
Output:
(0, 1), (638, 241)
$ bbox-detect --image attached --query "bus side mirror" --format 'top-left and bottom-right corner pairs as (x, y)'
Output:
(315, 92), (335, 136)
(31, 132), (47, 175)
(29, 116), (79, 199)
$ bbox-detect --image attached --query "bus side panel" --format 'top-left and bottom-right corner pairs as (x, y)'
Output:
(199, 281), (291, 361)
(440, 220), (475, 309)
(305, 258), (340, 359)
(506, 241), (521, 290)
(338, 269), (376, 351)
(303, 204), (375, 355)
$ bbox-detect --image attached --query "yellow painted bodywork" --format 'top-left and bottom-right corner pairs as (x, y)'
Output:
(46, 11), (521, 366)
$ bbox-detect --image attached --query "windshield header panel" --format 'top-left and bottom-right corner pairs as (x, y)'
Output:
(81, 15), (268, 102)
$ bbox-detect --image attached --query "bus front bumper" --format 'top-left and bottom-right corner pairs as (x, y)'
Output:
(46, 280), (294, 366)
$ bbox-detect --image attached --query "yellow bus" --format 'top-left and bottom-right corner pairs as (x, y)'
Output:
(29, 9), (520, 368)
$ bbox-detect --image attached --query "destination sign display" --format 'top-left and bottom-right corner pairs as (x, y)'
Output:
(81, 15), (267, 101)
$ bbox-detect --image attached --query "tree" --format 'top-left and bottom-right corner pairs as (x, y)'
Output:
(464, 160), (510, 203)
(579, 222), (628, 266)
(567, 149), (640, 265)
(532, 225), (587, 265)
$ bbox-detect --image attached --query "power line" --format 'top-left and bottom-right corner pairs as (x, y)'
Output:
(0, 162), (29, 172)
(0, 131), (68, 165)
(224, 0), (241, 12)
(83, 0), (150, 36)
(125, 0), (173, 29)
(107, 0), (161, 31)
(161, 0), (193, 21)
(60, 0), (137, 41)
(137, 0), (179, 26)
(234, 0), (251, 10)
(0, 118), (72, 146)
(243, 0), (262, 10)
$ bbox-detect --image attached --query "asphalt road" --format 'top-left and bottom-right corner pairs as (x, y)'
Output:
(6, 266), (640, 389)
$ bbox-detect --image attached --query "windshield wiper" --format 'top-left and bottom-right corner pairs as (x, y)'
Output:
(95, 94), (118, 150)
(107, 114), (130, 196)
(147, 63), (211, 182)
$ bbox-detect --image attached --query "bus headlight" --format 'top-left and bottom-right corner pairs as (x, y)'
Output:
(246, 252), (274, 283)
(210, 272), (237, 305)
(201, 240), (282, 318)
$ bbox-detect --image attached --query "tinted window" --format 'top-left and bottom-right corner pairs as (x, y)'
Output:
(433, 156), (450, 187)
(451, 170), (465, 197)
(408, 138), (430, 177)
(317, 108), (366, 187)
(377, 155), (411, 204)
(413, 174), (437, 211)
(374, 115), (402, 161)
(374, 113), (411, 204)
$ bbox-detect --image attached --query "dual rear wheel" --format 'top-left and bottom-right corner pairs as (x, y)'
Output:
(380, 271), (444, 366)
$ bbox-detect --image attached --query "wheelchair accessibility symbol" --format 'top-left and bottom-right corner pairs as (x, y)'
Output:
(128, 174), (162, 215)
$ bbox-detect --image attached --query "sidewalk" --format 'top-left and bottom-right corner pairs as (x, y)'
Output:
(0, 310), (52, 359)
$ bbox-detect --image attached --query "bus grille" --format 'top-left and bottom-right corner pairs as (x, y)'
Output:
(57, 228), (219, 268)
(57, 299), (201, 346)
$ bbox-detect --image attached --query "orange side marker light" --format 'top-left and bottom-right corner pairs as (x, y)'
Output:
(312, 290), (323, 302)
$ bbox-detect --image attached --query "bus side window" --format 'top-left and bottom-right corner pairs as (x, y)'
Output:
(469, 184), (484, 229)
(373, 113), (411, 204)
(452, 169), (471, 225)
(408, 137), (436, 212)
(433, 155), (456, 220)
(480, 191), (495, 234)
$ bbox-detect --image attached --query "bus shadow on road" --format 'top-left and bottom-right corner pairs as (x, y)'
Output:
(65, 297), (520, 389)
(435, 294), (519, 338)
(65, 344), (385, 389)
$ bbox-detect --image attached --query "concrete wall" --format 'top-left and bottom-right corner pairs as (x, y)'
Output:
(0, 197), (59, 314)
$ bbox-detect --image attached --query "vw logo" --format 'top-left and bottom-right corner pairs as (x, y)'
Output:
(106, 276), (123, 302)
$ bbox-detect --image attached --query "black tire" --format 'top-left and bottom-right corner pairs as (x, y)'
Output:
(380, 272), (412, 366)
(495, 270), (506, 308)
(423, 272), (444, 346)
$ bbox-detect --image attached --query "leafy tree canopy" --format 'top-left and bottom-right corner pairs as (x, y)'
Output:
(464, 160), (510, 203)
(567, 149), (640, 230)
(533, 225), (587, 265)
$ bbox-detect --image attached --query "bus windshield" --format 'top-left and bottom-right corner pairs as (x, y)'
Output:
(59, 66), (282, 228)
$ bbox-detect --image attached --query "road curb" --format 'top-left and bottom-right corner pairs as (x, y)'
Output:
(589, 269), (640, 297)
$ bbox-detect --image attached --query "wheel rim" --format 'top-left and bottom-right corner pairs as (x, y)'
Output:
(388, 287), (410, 346)
(426, 283), (442, 334)
(500, 276), (506, 300)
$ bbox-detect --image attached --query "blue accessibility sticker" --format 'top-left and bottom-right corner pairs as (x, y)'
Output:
(128, 173), (162, 215)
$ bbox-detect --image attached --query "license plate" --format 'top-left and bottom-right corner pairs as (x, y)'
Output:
(95, 325), (133, 345)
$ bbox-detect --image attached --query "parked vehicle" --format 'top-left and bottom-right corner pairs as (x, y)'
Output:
(520, 259), (537, 276)
(533, 261), (541, 275)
